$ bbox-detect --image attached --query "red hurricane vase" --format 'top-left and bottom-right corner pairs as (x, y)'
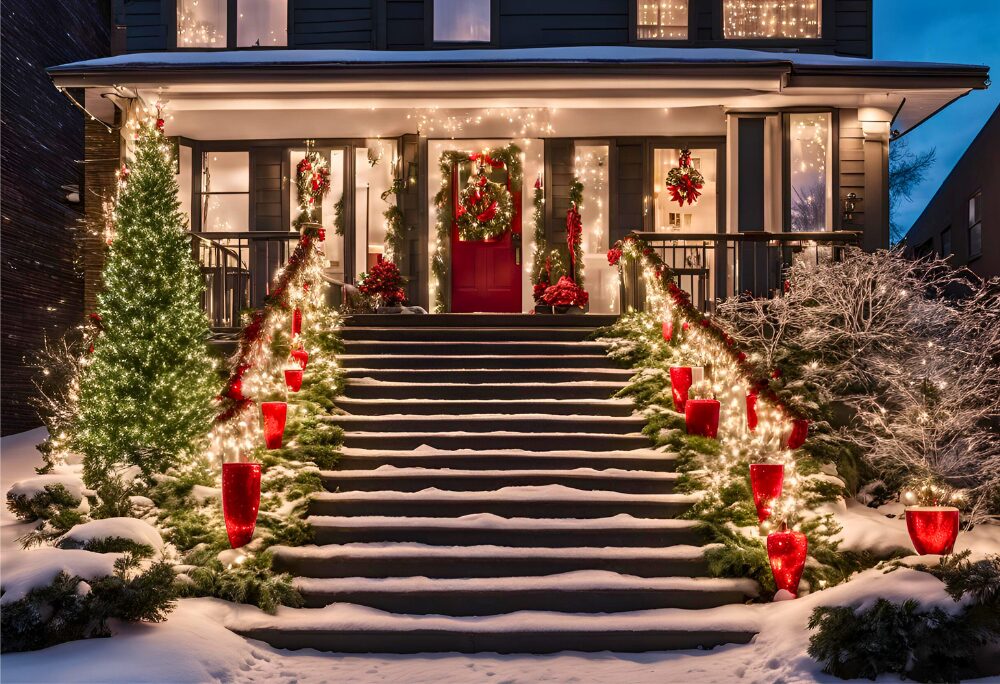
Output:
(767, 524), (808, 597)
(669, 366), (694, 412)
(222, 462), (262, 548)
(261, 401), (287, 449)
(685, 399), (721, 439)
(746, 390), (758, 431)
(786, 419), (810, 450)
(284, 369), (304, 393)
(905, 507), (960, 555)
(291, 308), (302, 337)
(290, 347), (309, 370)
(662, 320), (673, 342)
(749, 463), (785, 523)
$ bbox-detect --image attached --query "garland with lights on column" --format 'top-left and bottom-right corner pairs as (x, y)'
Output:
(529, 175), (566, 306)
(431, 144), (523, 312)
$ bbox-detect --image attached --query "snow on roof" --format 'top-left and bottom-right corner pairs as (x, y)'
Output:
(49, 46), (986, 74)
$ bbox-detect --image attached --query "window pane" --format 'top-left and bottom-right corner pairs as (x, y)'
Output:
(201, 194), (249, 231)
(203, 152), (249, 193)
(653, 148), (717, 234)
(789, 113), (831, 232)
(969, 192), (981, 225)
(238, 0), (287, 47)
(940, 228), (951, 258)
(970, 224), (982, 257)
(575, 144), (617, 314)
(637, 1), (689, 40)
(434, 0), (491, 42)
(177, 0), (226, 47)
(724, 0), (821, 38)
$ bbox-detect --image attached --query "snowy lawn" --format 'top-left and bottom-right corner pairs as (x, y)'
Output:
(2, 428), (998, 684)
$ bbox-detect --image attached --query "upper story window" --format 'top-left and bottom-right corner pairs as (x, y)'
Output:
(940, 227), (952, 258)
(968, 190), (982, 258)
(177, 0), (287, 48)
(433, 0), (491, 43)
(636, 1), (689, 40)
(724, 0), (822, 39)
(788, 112), (832, 232)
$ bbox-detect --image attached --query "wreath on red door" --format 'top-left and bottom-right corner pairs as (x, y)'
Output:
(665, 149), (704, 207)
(456, 153), (515, 241)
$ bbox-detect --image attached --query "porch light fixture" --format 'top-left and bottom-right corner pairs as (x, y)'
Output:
(841, 192), (858, 224)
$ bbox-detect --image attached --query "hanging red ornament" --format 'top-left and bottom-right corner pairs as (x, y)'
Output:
(905, 507), (960, 555)
(786, 419), (810, 450)
(291, 308), (302, 337)
(661, 320), (673, 342)
(685, 399), (721, 439)
(665, 149), (705, 207)
(767, 522), (808, 597)
(222, 462), (262, 548)
(261, 401), (287, 449)
(290, 347), (309, 371)
(750, 463), (784, 523)
(682, 322), (690, 331)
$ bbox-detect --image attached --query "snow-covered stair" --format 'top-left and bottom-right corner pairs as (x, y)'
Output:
(256, 314), (758, 653)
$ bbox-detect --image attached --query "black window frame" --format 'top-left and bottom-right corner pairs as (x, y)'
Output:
(425, 0), (499, 48)
(169, 0), (292, 50)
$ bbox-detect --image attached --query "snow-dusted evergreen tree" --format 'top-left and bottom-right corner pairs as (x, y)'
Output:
(75, 121), (218, 487)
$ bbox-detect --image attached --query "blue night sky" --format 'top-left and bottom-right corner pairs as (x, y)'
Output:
(874, 1), (1000, 236)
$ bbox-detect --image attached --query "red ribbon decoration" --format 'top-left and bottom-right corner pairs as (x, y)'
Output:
(566, 204), (583, 279)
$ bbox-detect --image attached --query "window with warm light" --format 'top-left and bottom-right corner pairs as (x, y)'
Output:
(433, 0), (491, 42)
(177, 0), (227, 47)
(968, 191), (982, 258)
(724, 0), (821, 39)
(201, 152), (249, 231)
(237, 0), (287, 47)
(636, 1), (689, 40)
(788, 113), (832, 232)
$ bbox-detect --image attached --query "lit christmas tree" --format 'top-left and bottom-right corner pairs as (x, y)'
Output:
(76, 120), (218, 487)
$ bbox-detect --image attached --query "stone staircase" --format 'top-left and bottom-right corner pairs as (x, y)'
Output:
(247, 314), (758, 653)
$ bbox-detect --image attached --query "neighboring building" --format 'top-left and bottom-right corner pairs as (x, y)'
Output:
(46, 0), (988, 324)
(905, 105), (999, 279)
(1, 1), (110, 435)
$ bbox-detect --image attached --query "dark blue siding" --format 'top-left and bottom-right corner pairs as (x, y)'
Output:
(292, 0), (375, 48)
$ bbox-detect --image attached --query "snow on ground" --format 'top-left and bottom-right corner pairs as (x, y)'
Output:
(57, 517), (165, 551)
(3, 428), (999, 684)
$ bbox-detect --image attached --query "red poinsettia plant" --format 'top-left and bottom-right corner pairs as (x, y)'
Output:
(542, 276), (589, 308)
(359, 258), (407, 307)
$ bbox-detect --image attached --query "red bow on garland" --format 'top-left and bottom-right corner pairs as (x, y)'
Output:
(566, 204), (582, 274)
(468, 153), (505, 170)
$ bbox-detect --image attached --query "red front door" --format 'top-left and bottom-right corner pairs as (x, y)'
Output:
(450, 165), (522, 313)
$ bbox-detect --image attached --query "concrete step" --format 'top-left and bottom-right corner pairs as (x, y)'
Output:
(309, 514), (706, 547)
(327, 414), (647, 436)
(293, 573), (759, 613)
(307, 489), (696, 519)
(321, 468), (679, 494)
(341, 327), (596, 342)
(338, 431), (651, 452)
(271, 543), (715, 579)
(342, 381), (626, 400)
(334, 397), (636, 417)
(342, 368), (635, 384)
(335, 448), (678, 472)
(343, 340), (610, 356)
(344, 314), (619, 328)
(338, 354), (623, 369)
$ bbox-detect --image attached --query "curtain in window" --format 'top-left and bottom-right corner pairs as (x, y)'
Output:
(177, 0), (226, 47)
(724, 0), (821, 38)
(636, 1), (689, 40)
(434, 0), (491, 42)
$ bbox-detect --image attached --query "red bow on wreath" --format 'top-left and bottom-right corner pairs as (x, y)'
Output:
(665, 149), (705, 208)
(469, 153), (505, 170)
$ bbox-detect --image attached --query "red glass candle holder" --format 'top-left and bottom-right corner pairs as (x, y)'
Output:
(290, 347), (309, 371)
(750, 463), (784, 523)
(746, 390), (758, 432)
(786, 418), (810, 450)
(685, 399), (721, 439)
(291, 308), (302, 337)
(284, 369), (304, 393)
(222, 462), (261, 549)
(661, 320), (673, 342)
(261, 401), (287, 449)
(905, 507), (960, 555)
(669, 366), (693, 412)
(767, 524), (808, 597)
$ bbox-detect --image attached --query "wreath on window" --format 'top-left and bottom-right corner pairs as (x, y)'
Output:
(665, 149), (704, 207)
(294, 146), (331, 226)
(456, 154), (514, 241)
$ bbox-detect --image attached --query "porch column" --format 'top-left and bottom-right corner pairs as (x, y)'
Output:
(859, 109), (892, 251)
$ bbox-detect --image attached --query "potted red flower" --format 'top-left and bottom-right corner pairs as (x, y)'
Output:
(541, 276), (589, 314)
(358, 258), (407, 312)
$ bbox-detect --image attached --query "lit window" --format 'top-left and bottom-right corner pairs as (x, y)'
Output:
(434, 0), (491, 43)
(237, 0), (287, 47)
(969, 191), (982, 258)
(177, 0), (226, 47)
(201, 152), (249, 231)
(788, 113), (832, 232)
(724, 0), (821, 39)
(636, 1), (689, 40)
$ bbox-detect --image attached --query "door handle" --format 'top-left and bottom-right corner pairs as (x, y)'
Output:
(511, 233), (522, 266)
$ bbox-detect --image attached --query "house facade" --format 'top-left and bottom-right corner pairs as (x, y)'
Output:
(48, 0), (988, 322)
(905, 105), (998, 280)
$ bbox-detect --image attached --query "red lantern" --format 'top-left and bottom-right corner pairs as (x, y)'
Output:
(685, 399), (720, 439)
(222, 462), (261, 548)
(767, 522), (808, 597)
(291, 308), (302, 337)
(905, 507), (960, 555)
(669, 366), (693, 412)
(661, 320), (673, 342)
(284, 369), (304, 393)
(786, 418), (809, 450)
(750, 463), (784, 523)
(261, 401), (287, 449)
(746, 390), (758, 432)
(290, 347), (309, 370)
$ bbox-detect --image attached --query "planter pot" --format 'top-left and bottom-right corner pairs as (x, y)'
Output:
(554, 305), (585, 315)
(685, 399), (721, 439)
(905, 506), (960, 555)
(222, 462), (262, 549)
(376, 306), (405, 314)
(785, 418), (810, 450)
(669, 366), (704, 412)
(767, 525), (808, 597)
(261, 401), (287, 449)
(534, 303), (554, 314)
(750, 463), (785, 523)
(284, 369), (304, 393)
